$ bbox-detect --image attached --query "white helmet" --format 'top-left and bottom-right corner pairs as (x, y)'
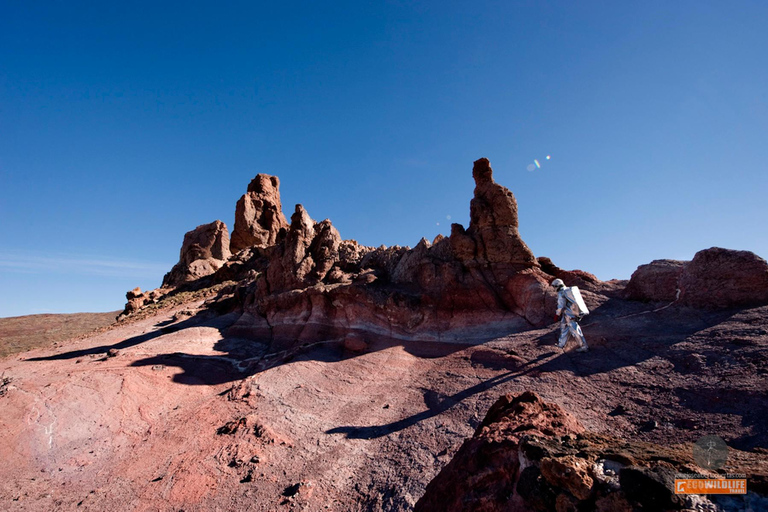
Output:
(551, 279), (565, 291)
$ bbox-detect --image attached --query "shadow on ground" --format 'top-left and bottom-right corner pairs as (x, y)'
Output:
(23, 301), (768, 449)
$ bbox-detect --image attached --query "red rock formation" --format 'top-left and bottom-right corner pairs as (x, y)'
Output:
(679, 247), (768, 309)
(230, 174), (289, 253)
(128, 160), (768, 349)
(120, 287), (161, 318)
(162, 220), (231, 288)
(624, 259), (685, 302)
(415, 391), (768, 512)
(537, 256), (602, 293)
(624, 248), (768, 309)
(228, 159), (557, 348)
(465, 158), (538, 266)
(264, 205), (343, 293)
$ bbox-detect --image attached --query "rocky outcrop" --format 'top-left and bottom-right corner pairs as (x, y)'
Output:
(264, 205), (343, 293)
(162, 220), (231, 288)
(120, 287), (162, 318)
(416, 391), (768, 512)
(125, 158), (768, 351)
(537, 256), (602, 293)
(680, 247), (768, 309)
(227, 158), (556, 347)
(624, 248), (768, 308)
(230, 174), (289, 253)
(127, 158), (612, 342)
(624, 259), (685, 302)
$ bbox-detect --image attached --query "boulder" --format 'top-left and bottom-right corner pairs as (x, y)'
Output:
(679, 247), (768, 309)
(162, 220), (231, 288)
(623, 259), (685, 302)
(230, 174), (290, 253)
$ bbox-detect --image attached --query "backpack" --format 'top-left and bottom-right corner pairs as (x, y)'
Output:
(564, 286), (590, 317)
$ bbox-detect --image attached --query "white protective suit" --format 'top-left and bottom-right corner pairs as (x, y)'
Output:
(556, 287), (588, 350)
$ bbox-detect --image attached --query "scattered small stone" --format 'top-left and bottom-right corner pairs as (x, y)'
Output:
(250, 455), (260, 464)
(383, 404), (390, 409)
(107, 349), (119, 358)
(151, 365), (165, 371)
(640, 420), (658, 432)
(240, 470), (253, 483)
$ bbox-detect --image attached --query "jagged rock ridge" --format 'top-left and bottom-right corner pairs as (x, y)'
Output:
(132, 158), (569, 350)
(123, 158), (768, 357)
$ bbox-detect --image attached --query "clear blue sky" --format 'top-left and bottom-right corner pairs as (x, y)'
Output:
(2, 1), (767, 317)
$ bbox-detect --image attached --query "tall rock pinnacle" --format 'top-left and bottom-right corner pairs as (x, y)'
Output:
(230, 174), (290, 253)
(461, 158), (538, 266)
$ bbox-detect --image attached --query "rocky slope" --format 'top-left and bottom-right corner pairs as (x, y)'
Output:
(416, 392), (768, 511)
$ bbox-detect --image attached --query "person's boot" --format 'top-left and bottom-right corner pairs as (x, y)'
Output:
(576, 343), (588, 353)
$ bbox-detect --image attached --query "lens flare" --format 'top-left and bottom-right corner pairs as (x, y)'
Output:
(526, 164), (535, 172)
(546, 155), (551, 160)
(534, 159), (541, 169)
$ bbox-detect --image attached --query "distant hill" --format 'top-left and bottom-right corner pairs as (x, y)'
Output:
(0, 311), (118, 358)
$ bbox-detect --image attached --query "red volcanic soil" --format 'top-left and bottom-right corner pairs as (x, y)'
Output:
(1, 296), (767, 511)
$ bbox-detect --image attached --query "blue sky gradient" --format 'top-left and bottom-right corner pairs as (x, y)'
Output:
(2, 1), (767, 317)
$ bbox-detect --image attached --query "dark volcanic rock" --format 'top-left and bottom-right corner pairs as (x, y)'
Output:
(230, 174), (289, 253)
(624, 259), (685, 302)
(162, 220), (231, 288)
(415, 391), (768, 512)
(679, 247), (768, 309)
